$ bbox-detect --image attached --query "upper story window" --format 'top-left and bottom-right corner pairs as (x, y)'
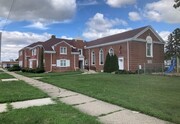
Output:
(91, 50), (95, 65)
(78, 49), (83, 56)
(32, 48), (36, 56)
(99, 49), (104, 65)
(19, 51), (22, 56)
(60, 47), (67, 54)
(146, 36), (153, 57)
(109, 48), (114, 56)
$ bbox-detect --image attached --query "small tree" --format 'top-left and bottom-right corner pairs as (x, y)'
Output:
(165, 28), (180, 59)
(104, 53), (111, 72)
(104, 53), (119, 73)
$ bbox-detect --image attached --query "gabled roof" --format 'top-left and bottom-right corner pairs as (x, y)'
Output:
(26, 41), (44, 48)
(21, 36), (84, 53)
(85, 25), (164, 48)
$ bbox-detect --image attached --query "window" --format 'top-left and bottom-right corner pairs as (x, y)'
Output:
(85, 59), (88, 65)
(19, 51), (22, 56)
(109, 48), (114, 56)
(32, 49), (36, 56)
(60, 47), (67, 54)
(146, 36), (153, 57)
(19, 61), (22, 67)
(60, 60), (66, 67)
(78, 49), (83, 56)
(56, 59), (70, 67)
(99, 49), (104, 65)
(91, 51), (95, 65)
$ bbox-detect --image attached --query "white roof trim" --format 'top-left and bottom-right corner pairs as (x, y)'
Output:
(44, 51), (56, 53)
(52, 40), (74, 48)
(134, 38), (165, 44)
(133, 26), (164, 43)
(71, 52), (79, 55)
(29, 45), (43, 50)
(86, 38), (132, 49)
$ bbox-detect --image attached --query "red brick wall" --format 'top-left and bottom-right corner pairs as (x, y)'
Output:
(86, 42), (128, 71)
(129, 41), (164, 71)
(45, 42), (79, 72)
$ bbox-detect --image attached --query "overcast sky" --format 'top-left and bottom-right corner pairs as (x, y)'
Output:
(0, 0), (179, 61)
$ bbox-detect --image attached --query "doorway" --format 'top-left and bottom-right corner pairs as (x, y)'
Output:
(79, 60), (83, 69)
(118, 57), (124, 70)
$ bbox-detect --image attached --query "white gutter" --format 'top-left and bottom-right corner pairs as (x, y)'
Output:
(127, 41), (130, 71)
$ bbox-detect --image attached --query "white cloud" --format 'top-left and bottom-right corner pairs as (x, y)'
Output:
(83, 13), (130, 40)
(106, 0), (136, 8)
(158, 31), (171, 41)
(25, 22), (48, 30)
(77, 0), (98, 6)
(0, 31), (51, 61)
(144, 0), (180, 24)
(0, 18), (11, 29)
(128, 11), (141, 21)
(0, 0), (76, 26)
(61, 36), (73, 40)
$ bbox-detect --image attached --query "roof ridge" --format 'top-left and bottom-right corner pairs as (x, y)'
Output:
(89, 25), (149, 42)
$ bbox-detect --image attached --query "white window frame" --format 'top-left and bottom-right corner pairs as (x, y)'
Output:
(146, 36), (153, 57)
(56, 59), (70, 67)
(60, 47), (67, 54)
(109, 48), (114, 56)
(99, 49), (104, 65)
(91, 51), (95, 65)
(19, 51), (22, 56)
(78, 49), (83, 56)
(19, 61), (23, 67)
(32, 48), (36, 56)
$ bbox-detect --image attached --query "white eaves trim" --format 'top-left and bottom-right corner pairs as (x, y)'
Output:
(44, 51), (56, 53)
(133, 26), (165, 43)
(52, 40), (76, 49)
(71, 52), (79, 55)
(29, 45), (43, 50)
(134, 38), (165, 44)
(85, 38), (132, 49)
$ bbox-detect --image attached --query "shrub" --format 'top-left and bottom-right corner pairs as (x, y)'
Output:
(8, 64), (21, 71)
(115, 70), (136, 74)
(21, 67), (45, 73)
(104, 53), (119, 73)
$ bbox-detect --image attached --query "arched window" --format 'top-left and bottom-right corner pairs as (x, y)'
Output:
(99, 49), (104, 65)
(109, 48), (114, 56)
(91, 51), (95, 65)
(146, 36), (153, 57)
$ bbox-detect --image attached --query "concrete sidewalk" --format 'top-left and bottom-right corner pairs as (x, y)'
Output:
(3, 70), (171, 124)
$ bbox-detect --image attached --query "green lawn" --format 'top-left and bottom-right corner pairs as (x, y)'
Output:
(0, 80), (48, 103)
(0, 102), (100, 124)
(19, 72), (180, 124)
(17, 71), (82, 77)
(0, 72), (14, 79)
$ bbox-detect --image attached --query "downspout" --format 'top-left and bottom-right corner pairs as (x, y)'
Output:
(89, 49), (90, 70)
(37, 47), (39, 68)
(127, 41), (130, 71)
(74, 54), (76, 71)
(50, 53), (52, 72)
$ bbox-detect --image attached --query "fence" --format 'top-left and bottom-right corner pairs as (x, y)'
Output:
(138, 63), (165, 74)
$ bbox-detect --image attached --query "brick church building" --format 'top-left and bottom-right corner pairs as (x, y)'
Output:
(18, 26), (164, 72)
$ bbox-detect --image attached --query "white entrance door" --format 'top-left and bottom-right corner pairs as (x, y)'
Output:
(118, 57), (124, 70)
(29, 60), (32, 68)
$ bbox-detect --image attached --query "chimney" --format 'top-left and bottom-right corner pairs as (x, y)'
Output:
(51, 35), (56, 39)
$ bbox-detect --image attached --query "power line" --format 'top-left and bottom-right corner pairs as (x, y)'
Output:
(0, 0), (15, 62)
(2, 0), (15, 30)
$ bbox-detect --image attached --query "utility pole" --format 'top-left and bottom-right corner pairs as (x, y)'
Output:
(0, 32), (2, 62)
